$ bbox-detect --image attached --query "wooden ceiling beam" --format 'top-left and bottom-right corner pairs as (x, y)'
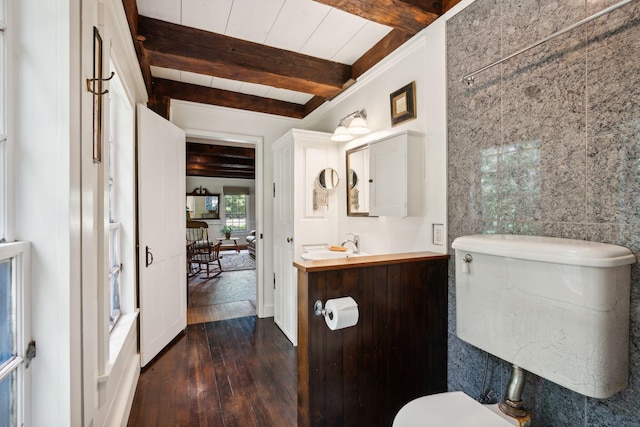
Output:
(187, 155), (255, 169)
(186, 167), (255, 179)
(313, 0), (440, 34)
(153, 78), (306, 119)
(187, 143), (255, 159)
(442, 0), (463, 13)
(352, 29), (413, 79)
(305, 96), (328, 116)
(187, 167), (254, 177)
(139, 16), (352, 98)
(399, 0), (442, 13)
(121, 0), (152, 95)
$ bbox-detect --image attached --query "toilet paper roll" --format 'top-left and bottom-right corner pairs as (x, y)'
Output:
(324, 296), (359, 330)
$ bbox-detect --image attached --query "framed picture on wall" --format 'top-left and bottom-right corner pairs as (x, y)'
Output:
(389, 81), (416, 126)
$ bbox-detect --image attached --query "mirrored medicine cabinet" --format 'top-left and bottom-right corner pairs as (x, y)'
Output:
(345, 130), (424, 218)
(346, 145), (371, 216)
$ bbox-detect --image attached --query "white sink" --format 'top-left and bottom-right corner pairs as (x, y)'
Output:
(300, 250), (369, 261)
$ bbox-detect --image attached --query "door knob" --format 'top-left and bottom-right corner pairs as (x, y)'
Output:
(287, 237), (293, 243)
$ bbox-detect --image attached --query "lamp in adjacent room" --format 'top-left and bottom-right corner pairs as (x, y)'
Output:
(330, 109), (370, 141)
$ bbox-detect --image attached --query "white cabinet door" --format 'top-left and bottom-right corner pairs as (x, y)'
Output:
(137, 104), (186, 366)
(369, 133), (408, 217)
(369, 131), (424, 217)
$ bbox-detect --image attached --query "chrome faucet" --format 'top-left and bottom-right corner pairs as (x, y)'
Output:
(341, 233), (360, 254)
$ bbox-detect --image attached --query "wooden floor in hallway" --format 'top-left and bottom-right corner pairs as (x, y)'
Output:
(129, 251), (296, 426)
(187, 250), (257, 324)
(127, 316), (297, 427)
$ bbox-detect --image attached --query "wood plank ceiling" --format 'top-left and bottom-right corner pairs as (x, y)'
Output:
(187, 142), (255, 179)
(122, 0), (461, 178)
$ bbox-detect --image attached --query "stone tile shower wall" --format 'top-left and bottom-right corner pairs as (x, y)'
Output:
(446, 0), (640, 425)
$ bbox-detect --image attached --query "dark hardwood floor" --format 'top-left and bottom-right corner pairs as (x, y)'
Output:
(127, 316), (297, 426)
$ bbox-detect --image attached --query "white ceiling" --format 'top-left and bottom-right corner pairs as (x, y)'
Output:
(137, 0), (392, 104)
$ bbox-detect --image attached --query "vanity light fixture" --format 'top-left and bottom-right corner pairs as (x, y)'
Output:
(330, 109), (370, 141)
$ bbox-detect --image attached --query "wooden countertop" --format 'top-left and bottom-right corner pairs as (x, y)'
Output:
(293, 251), (449, 272)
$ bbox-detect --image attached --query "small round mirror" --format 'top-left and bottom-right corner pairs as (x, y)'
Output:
(318, 168), (340, 190)
(348, 169), (358, 189)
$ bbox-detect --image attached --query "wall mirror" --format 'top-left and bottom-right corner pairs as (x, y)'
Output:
(186, 187), (220, 219)
(346, 145), (371, 216)
(317, 168), (340, 190)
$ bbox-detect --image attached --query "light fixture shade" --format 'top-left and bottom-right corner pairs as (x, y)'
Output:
(348, 117), (370, 135)
(330, 125), (353, 141)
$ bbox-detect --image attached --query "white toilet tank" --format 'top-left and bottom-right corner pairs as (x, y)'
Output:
(452, 234), (636, 399)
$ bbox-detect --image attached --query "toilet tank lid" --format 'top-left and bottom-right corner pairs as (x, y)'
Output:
(452, 234), (636, 267)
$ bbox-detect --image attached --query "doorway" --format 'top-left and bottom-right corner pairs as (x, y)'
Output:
(183, 129), (264, 321)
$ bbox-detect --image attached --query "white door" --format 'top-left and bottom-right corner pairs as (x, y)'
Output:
(137, 104), (186, 366)
(272, 141), (296, 345)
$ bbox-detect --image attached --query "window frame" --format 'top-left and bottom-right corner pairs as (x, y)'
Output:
(224, 194), (248, 232)
(107, 89), (121, 331)
(0, 242), (31, 427)
(0, 0), (7, 242)
(107, 223), (121, 330)
(0, 3), (29, 426)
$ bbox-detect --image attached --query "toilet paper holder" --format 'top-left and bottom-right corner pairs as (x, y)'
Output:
(314, 300), (332, 319)
(314, 297), (359, 330)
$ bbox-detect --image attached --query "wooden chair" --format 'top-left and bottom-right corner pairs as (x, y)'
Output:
(186, 221), (223, 278)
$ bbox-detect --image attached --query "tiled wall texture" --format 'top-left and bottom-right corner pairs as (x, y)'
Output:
(446, 0), (640, 425)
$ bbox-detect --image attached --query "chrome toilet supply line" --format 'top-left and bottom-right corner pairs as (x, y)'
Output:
(499, 365), (529, 419)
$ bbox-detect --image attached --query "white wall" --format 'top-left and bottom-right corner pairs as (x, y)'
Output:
(14, 0), (80, 425)
(302, 24), (449, 255)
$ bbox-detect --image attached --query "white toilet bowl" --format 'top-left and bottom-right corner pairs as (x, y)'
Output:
(393, 391), (519, 427)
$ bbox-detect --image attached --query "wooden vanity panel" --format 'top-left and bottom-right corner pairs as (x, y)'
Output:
(297, 270), (310, 425)
(297, 256), (448, 427)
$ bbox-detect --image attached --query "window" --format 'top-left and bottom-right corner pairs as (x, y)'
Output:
(0, 258), (13, 426)
(480, 141), (541, 234)
(0, 242), (30, 427)
(224, 194), (247, 231)
(107, 66), (122, 330)
(108, 223), (121, 329)
(223, 186), (251, 231)
(0, 4), (29, 426)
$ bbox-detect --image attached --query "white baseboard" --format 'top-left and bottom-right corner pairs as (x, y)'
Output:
(115, 354), (140, 427)
(259, 303), (274, 318)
